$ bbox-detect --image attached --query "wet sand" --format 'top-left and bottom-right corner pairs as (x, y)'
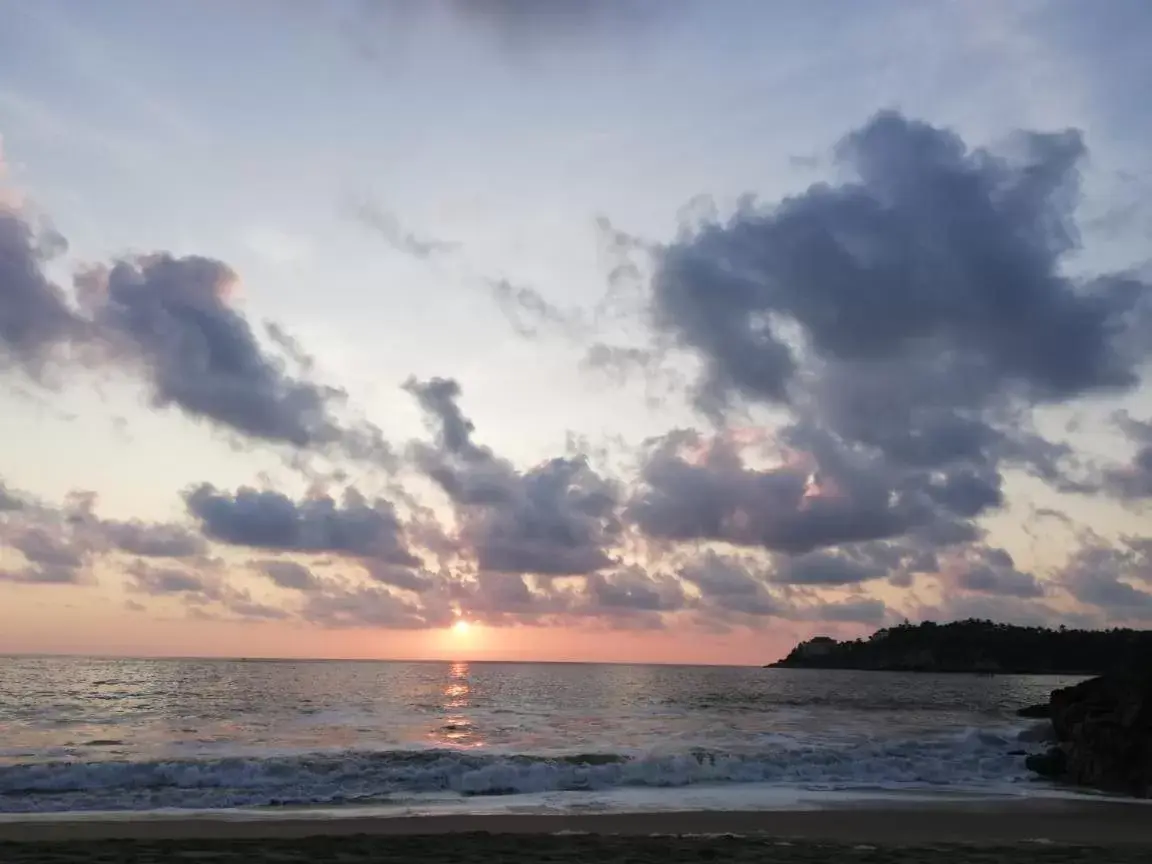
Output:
(2, 801), (1150, 862)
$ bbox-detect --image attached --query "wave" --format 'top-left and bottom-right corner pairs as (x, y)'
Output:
(0, 727), (1037, 813)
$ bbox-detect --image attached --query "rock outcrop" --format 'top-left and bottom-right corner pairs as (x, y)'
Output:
(1026, 674), (1152, 797)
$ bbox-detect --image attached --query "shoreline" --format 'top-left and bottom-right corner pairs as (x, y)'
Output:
(2, 800), (1151, 846)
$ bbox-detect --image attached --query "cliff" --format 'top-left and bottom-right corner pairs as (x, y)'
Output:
(769, 619), (1152, 675)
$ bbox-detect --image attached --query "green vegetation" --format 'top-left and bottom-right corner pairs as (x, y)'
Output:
(771, 619), (1152, 674)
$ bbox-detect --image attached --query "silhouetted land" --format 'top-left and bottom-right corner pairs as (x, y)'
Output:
(770, 619), (1152, 674)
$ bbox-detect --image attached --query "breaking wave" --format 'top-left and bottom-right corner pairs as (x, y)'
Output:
(0, 726), (1037, 813)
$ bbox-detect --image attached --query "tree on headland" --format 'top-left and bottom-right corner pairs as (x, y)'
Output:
(770, 619), (1152, 674)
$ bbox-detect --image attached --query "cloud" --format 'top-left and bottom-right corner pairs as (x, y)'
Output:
(127, 559), (291, 621)
(625, 112), (1152, 564)
(627, 429), (978, 556)
(128, 562), (218, 597)
(0, 481), (27, 511)
(301, 584), (452, 630)
(184, 484), (420, 566)
(1104, 412), (1152, 499)
(678, 551), (780, 616)
(0, 201), (79, 377)
(348, 197), (459, 260)
(85, 254), (391, 461)
(406, 376), (622, 576)
(2, 163), (393, 466)
(350, 0), (668, 56)
(0, 484), (95, 585)
(654, 112), (1148, 411)
(97, 519), (207, 558)
(257, 559), (323, 591)
(951, 546), (1045, 598)
(772, 550), (883, 586)
(0, 526), (88, 585)
(1058, 536), (1152, 620)
(584, 566), (685, 614)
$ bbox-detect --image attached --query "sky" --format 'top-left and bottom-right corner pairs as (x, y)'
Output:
(1, 0), (1151, 665)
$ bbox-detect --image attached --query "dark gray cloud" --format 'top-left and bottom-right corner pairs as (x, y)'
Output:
(627, 112), (1152, 559)
(258, 559), (323, 591)
(678, 551), (780, 616)
(0, 206), (79, 377)
(407, 376), (621, 576)
(953, 546), (1045, 598)
(365, 560), (435, 593)
(584, 567), (685, 613)
(90, 254), (391, 462)
(184, 484), (420, 566)
(3, 194), (393, 466)
(773, 551), (883, 586)
(1059, 537), (1152, 620)
(627, 430), (978, 556)
(654, 112), (1148, 410)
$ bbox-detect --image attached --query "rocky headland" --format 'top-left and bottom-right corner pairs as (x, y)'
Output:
(770, 620), (1152, 675)
(1021, 674), (1152, 798)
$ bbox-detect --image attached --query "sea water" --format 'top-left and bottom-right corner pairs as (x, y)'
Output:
(0, 657), (1085, 816)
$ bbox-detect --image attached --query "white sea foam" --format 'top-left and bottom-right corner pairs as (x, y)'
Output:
(0, 725), (1037, 814)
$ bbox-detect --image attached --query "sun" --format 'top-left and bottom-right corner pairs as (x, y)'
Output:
(451, 619), (472, 636)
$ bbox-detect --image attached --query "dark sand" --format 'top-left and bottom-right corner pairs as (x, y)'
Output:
(2, 802), (1150, 863)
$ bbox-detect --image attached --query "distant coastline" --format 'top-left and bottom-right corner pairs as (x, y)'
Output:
(768, 619), (1152, 675)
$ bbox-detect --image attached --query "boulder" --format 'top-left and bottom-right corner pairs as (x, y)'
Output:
(1034, 674), (1152, 797)
(1025, 747), (1066, 778)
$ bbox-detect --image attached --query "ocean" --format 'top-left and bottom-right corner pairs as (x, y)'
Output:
(0, 657), (1085, 817)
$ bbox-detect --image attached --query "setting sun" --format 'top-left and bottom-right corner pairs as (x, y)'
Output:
(452, 619), (472, 636)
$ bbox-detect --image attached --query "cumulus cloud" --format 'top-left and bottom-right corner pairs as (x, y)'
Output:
(654, 112), (1149, 411)
(624, 111), (1151, 595)
(1, 526), (88, 585)
(2, 176), (393, 467)
(0, 484), (97, 585)
(184, 484), (420, 566)
(0, 202), (78, 376)
(406, 376), (622, 576)
(627, 429), (978, 556)
(84, 254), (392, 462)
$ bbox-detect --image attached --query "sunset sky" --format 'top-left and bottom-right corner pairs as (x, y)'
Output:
(2, 0), (1151, 665)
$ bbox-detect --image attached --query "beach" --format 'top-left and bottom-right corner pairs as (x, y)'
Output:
(3, 802), (1152, 862)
